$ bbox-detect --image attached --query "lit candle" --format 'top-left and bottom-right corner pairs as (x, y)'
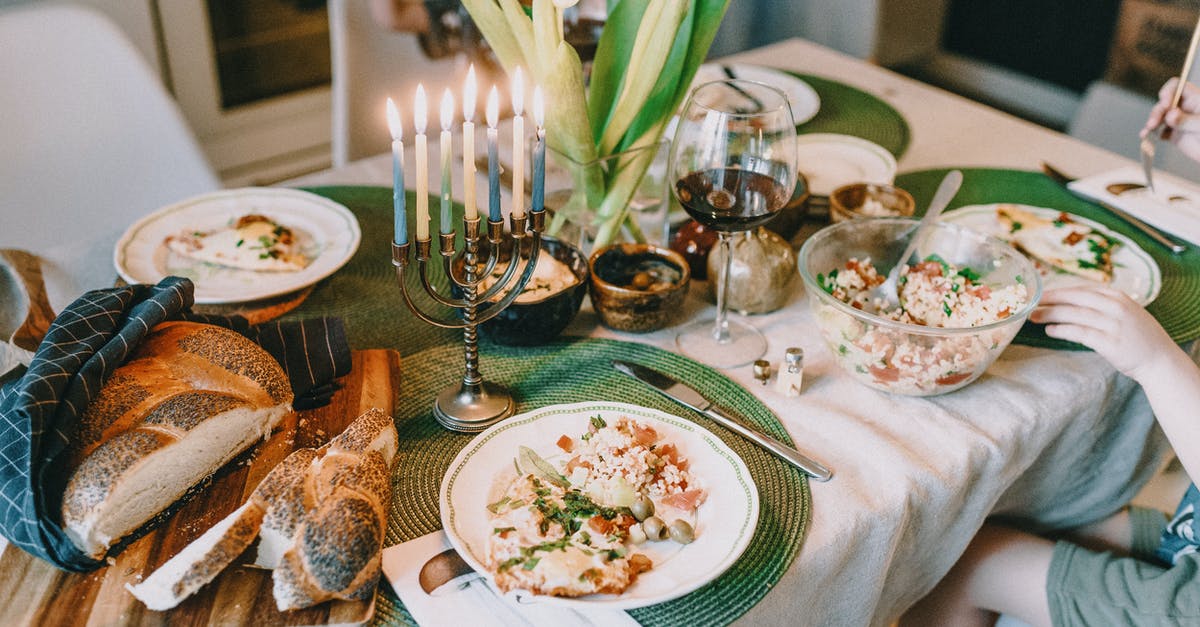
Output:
(415, 82), (429, 239)
(439, 88), (455, 235)
(532, 87), (546, 214)
(487, 86), (501, 222)
(462, 65), (478, 221)
(386, 98), (406, 244)
(511, 67), (526, 219)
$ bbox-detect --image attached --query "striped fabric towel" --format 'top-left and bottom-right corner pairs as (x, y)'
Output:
(0, 276), (350, 571)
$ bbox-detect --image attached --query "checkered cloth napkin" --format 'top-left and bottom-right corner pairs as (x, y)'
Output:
(0, 276), (351, 571)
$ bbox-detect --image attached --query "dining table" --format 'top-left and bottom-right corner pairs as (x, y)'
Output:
(0, 37), (1189, 626)
(284, 37), (1186, 626)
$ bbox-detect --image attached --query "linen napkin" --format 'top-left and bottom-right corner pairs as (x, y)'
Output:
(0, 276), (351, 571)
(1068, 165), (1200, 245)
(381, 531), (639, 627)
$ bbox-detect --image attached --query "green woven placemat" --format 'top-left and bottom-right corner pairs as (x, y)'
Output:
(284, 187), (460, 353)
(373, 338), (811, 626)
(791, 72), (911, 158)
(895, 168), (1200, 349)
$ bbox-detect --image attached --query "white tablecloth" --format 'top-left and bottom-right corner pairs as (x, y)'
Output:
(287, 39), (1174, 626)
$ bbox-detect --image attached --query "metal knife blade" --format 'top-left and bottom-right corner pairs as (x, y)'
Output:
(1041, 163), (1187, 255)
(613, 360), (833, 481)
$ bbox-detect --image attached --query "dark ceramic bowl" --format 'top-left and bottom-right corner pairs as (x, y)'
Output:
(455, 236), (589, 345)
(588, 243), (690, 333)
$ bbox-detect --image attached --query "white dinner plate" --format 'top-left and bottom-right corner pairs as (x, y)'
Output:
(440, 401), (760, 610)
(114, 187), (361, 304)
(943, 204), (1162, 305)
(788, 133), (897, 197)
(692, 63), (821, 125)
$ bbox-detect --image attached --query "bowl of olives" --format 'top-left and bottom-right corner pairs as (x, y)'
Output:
(588, 243), (690, 333)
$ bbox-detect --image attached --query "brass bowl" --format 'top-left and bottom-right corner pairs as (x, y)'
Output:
(829, 183), (915, 223)
(588, 243), (690, 333)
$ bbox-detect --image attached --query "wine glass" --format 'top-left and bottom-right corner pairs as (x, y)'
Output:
(669, 79), (797, 368)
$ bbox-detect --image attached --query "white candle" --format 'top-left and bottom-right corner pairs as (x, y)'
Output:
(462, 65), (478, 221)
(414, 84), (429, 241)
(386, 98), (406, 244)
(439, 89), (455, 235)
(511, 67), (526, 220)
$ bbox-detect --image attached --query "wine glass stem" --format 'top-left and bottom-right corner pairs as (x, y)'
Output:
(712, 231), (734, 343)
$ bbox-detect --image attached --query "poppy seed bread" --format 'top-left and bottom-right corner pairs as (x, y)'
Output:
(61, 321), (293, 558)
(127, 408), (398, 612)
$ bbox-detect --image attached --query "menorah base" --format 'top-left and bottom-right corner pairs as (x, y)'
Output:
(433, 380), (515, 433)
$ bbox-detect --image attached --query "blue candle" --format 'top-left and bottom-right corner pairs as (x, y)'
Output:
(486, 86), (502, 222)
(385, 98), (407, 244)
(532, 86), (545, 214)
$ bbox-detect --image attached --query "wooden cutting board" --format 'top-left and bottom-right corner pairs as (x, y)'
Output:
(0, 349), (402, 626)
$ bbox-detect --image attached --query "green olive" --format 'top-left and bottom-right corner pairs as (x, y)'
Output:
(630, 495), (655, 521)
(668, 519), (695, 544)
(642, 516), (667, 541)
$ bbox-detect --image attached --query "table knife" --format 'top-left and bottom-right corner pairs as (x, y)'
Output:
(1041, 163), (1187, 255)
(612, 360), (833, 481)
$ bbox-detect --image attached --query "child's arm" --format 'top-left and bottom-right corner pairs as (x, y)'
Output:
(1031, 286), (1200, 481)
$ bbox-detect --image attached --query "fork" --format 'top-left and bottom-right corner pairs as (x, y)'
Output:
(1142, 15), (1200, 196)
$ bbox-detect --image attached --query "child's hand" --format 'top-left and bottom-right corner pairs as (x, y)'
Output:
(1030, 286), (1175, 382)
(1142, 78), (1200, 163)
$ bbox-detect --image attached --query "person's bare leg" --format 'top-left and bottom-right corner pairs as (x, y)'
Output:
(902, 524), (1055, 627)
(1062, 509), (1132, 556)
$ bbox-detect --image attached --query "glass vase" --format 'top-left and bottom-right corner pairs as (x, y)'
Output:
(543, 139), (671, 253)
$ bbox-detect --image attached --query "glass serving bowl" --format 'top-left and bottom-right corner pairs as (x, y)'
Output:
(797, 218), (1043, 396)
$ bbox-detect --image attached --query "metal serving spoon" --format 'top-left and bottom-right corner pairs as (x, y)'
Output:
(867, 170), (963, 312)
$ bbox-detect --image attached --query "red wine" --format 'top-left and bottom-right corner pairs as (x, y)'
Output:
(675, 168), (789, 231)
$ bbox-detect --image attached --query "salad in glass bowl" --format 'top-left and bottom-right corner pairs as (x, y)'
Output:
(798, 218), (1042, 396)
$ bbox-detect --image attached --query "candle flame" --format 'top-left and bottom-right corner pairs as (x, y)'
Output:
(464, 65), (477, 121)
(386, 97), (403, 140)
(414, 84), (427, 134)
(512, 67), (525, 115)
(440, 89), (455, 131)
(487, 86), (499, 128)
(532, 87), (545, 128)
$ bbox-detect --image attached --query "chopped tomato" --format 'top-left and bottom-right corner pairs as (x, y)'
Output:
(556, 434), (574, 452)
(869, 365), (900, 382)
(589, 515), (617, 535)
(969, 285), (991, 299)
(631, 423), (659, 446)
(565, 456), (592, 473)
(657, 443), (689, 470)
(935, 372), (972, 386)
(661, 489), (707, 511)
(628, 554), (653, 575)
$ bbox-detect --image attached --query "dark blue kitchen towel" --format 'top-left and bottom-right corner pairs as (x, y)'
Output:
(0, 276), (350, 571)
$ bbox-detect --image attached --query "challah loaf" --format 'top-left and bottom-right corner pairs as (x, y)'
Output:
(127, 407), (398, 612)
(61, 321), (293, 558)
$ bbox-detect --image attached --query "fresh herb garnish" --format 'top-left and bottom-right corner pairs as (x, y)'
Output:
(493, 526), (516, 534)
(956, 267), (981, 282)
(590, 415), (607, 429)
(942, 302), (953, 317)
(924, 254), (951, 276)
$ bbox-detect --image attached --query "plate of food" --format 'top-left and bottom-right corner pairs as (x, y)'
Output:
(114, 187), (361, 304)
(691, 63), (821, 125)
(440, 401), (759, 610)
(942, 204), (1161, 305)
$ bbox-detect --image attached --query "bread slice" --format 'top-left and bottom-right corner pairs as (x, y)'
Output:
(126, 502), (264, 611)
(61, 321), (293, 558)
(126, 408), (398, 613)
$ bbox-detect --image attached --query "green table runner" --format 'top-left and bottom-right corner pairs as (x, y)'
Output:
(895, 168), (1200, 349)
(791, 72), (911, 158)
(376, 339), (811, 626)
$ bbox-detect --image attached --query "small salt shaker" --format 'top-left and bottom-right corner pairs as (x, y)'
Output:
(752, 359), (772, 385)
(775, 347), (804, 397)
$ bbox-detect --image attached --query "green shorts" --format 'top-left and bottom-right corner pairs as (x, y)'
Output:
(1047, 506), (1200, 626)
